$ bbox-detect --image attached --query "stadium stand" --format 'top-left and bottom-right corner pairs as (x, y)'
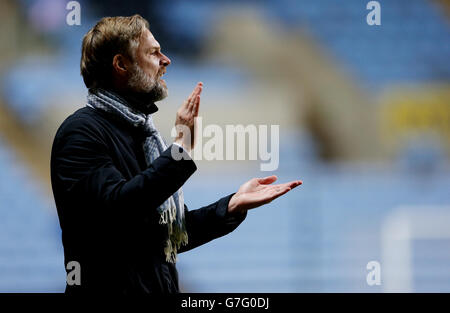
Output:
(0, 137), (64, 292)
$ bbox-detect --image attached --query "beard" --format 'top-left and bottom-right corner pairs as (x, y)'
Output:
(126, 62), (168, 103)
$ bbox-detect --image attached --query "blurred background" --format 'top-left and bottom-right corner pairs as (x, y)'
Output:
(0, 0), (449, 292)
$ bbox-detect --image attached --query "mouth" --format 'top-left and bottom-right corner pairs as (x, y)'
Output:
(158, 71), (166, 83)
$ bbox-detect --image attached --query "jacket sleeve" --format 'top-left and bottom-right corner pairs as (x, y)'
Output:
(51, 117), (197, 217)
(178, 193), (247, 253)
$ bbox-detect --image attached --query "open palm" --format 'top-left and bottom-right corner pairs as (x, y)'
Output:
(228, 175), (302, 214)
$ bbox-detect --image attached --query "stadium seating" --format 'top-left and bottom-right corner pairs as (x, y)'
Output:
(0, 138), (64, 292)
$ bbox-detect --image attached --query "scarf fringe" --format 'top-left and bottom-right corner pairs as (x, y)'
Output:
(163, 229), (189, 263)
(159, 199), (188, 263)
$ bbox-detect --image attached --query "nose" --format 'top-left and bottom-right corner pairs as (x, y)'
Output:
(160, 53), (171, 67)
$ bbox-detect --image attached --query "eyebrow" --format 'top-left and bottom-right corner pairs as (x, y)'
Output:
(148, 46), (161, 52)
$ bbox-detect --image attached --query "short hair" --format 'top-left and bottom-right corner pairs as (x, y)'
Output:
(80, 14), (149, 88)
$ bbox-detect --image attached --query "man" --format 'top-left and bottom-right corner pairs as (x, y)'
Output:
(50, 14), (302, 294)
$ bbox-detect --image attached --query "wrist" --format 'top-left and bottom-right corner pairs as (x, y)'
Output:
(174, 137), (191, 153)
(227, 193), (240, 214)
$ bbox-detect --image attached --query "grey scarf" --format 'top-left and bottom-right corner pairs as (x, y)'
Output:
(87, 88), (188, 263)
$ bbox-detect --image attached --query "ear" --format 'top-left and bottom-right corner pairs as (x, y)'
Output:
(112, 54), (129, 77)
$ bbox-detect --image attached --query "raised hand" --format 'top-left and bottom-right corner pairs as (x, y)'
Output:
(227, 175), (302, 214)
(174, 82), (203, 152)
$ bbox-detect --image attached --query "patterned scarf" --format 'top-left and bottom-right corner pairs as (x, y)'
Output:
(87, 88), (188, 264)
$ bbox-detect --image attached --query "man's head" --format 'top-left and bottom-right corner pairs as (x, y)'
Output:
(81, 15), (171, 102)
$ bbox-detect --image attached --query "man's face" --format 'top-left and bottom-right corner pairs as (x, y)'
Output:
(126, 28), (171, 102)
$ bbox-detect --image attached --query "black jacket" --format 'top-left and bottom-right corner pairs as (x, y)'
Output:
(50, 104), (247, 294)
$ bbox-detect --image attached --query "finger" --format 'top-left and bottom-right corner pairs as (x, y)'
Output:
(275, 186), (292, 197)
(189, 82), (203, 100)
(286, 180), (302, 189)
(193, 86), (203, 107)
(275, 185), (292, 197)
(196, 82), (203, 95)
(274, 180), (302, 189)
(269, 184), (290, 193)
(257, 175), (277, 185)
(193, 95), (200, 116)
(186, 88), (198, 108)
(185, 85), (199, 109)
(188, 83), (200, 99)
(188, 85), (203, 110)
(187, 95), (195, 111)
(262, 185), (291, 204)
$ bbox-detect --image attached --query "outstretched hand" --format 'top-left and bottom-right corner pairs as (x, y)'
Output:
(227, 175), (302, 214)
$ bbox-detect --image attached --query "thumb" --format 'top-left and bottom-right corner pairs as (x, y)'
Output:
(257, 175), (277, 185)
